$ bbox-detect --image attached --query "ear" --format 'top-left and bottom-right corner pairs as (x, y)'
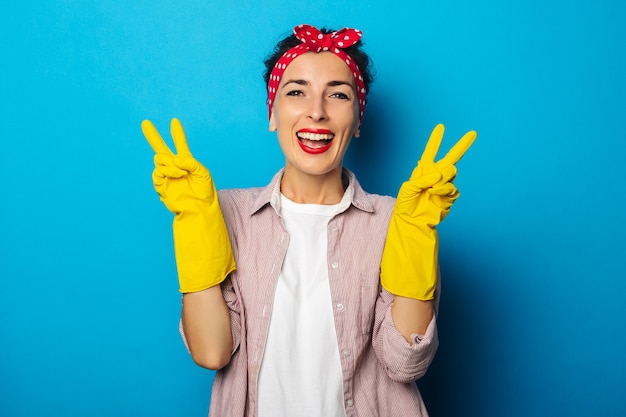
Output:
(353, 123), (361, 138)
(269, 111), (277, 132)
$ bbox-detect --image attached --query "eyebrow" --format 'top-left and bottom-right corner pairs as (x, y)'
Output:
(282, 79), (354, 88)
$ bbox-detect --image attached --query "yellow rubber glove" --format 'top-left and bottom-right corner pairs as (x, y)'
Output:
(142, 118), (236, 293)
(380, 124), (476, 300)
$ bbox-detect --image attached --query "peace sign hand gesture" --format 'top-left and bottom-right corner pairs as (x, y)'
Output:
(381, 124), (476, 301)
(395, 124), (477, 225)
(142, 118), (236, 293)
(142, 118), (216, 214)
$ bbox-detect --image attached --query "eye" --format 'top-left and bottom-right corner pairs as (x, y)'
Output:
(330, 92), (350, 100)
(286, 90), (304, 97)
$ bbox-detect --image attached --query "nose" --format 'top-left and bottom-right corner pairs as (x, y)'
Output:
(308, 96), (328, 122)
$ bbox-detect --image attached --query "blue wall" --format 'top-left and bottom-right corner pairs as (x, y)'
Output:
(2, 1), (625, 416)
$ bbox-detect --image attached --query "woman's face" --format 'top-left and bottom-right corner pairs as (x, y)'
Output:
(270, 51), (360, 181)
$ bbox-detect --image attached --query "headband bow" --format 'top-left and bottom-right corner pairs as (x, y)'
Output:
(294, 25), (362, 53)
(267, 24), (367, 122)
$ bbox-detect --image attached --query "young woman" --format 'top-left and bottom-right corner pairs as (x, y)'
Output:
(142, 24), (476, 417)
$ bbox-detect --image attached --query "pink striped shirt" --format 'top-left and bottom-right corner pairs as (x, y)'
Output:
(188, 169), (439, 417)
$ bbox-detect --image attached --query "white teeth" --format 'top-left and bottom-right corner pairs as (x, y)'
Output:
(297, 132), (334, 141)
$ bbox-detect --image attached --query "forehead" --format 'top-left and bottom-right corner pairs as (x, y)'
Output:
(282, 51), (355, 85)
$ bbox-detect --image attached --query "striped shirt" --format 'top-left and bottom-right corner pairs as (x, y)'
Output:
(189, 169), (439, 417)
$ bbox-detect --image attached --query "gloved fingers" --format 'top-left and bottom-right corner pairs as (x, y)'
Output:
(142, 120), (174, 155)
(152, 169), (165, 187)
(154, 154), (188, 178)
(428, 182), (458, 197)
(173, 156), (211, 179)
(408, 171), (443, 191)
(171, 118), (193, 157)
(430, 194), (456, 212)
(151, 170), (172, 192)
(429, 187), (459, 213)
(438, 164), (458, 184)
(438, 129), (477, 166)
(418, 124), (445, 167)
(154, 164), (188, 179)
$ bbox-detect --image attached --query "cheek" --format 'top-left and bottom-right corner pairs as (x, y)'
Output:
(272, 102), (301, 129)
(342, 100), (360, 128)
(344, 106), (360, 134)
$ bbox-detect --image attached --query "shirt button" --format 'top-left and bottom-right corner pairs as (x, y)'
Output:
(331, 262), (339, 269)
(346, 399), (354, 407)
(342, 350), (350, 357)
(337, 303), (344, 311)
(331, 226), (338, 233)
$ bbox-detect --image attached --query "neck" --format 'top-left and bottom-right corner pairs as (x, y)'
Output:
(280, 167), (346, 205)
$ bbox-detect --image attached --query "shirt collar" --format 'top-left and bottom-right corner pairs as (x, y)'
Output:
(249, 168), (376, 216)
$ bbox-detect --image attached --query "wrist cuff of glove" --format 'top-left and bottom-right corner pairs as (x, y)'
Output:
(380, 274), (436, 301)
(178, 260), (236, 293)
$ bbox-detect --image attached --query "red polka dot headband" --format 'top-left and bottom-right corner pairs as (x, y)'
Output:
(267, 24), (367, 122)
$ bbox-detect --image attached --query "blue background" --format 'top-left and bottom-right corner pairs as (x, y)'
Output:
(1, 1), (625, 416)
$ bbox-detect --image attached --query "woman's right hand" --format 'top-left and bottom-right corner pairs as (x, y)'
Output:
(142, 118), (236, 293)
(142, 118), (216, 214)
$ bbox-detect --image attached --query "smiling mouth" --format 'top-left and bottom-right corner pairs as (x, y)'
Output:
(296, 131), (334, 154)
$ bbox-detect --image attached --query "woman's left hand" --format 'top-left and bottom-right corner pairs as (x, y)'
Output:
(394, 124), (476, 224)
(380, 124), (476, 301)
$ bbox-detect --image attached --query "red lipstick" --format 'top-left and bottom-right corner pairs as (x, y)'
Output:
(296, 128), (334, 154)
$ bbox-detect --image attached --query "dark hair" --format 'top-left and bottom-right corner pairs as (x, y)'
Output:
(263, 27), (375, 96)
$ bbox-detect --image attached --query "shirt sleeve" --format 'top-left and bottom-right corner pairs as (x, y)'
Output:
(371, 274), (440, 383)
(221, 276), (242, 354)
